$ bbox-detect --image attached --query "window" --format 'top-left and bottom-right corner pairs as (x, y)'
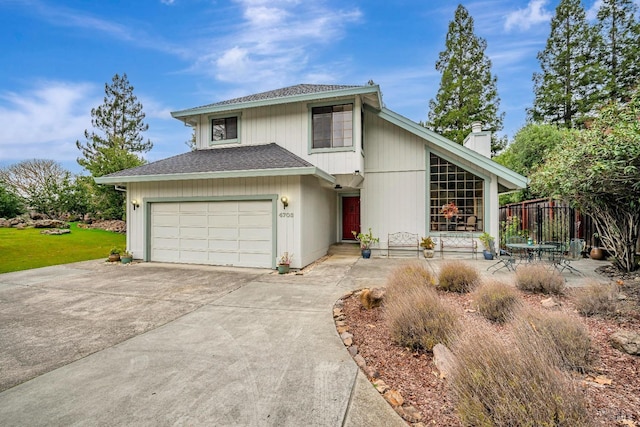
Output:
(312, 104), (353, 149)
(211, 117), (238, 142)
(429, 153), (484, 232)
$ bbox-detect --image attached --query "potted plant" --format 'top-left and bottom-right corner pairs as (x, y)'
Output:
(120, 251), (133, 264)
(420, 236), (435, 258)
(277, 252), (292, 274)
(108, 247), (121, 262)
(478, 232), (495, 260)
(352, 228), (379, 259)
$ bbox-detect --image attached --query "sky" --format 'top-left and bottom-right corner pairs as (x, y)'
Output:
(0, 0), (624, 174)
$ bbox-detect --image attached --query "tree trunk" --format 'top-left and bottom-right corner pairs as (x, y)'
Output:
(592, 207), (639, 272)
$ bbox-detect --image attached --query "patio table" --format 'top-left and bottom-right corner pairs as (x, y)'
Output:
(506, 243), (558, 263)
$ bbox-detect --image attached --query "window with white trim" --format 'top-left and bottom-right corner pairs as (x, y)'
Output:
(312, 104), (353, 149)
(211, 117), (238, 142)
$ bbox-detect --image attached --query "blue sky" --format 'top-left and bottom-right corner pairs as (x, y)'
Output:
(0, 0), (618, 174)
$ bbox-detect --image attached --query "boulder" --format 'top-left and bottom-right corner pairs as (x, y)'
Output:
(610, 330), (640, 356)
(359, 287), (385, 309)
(34, 219), (69, 229)
(433, 343), (456, 379)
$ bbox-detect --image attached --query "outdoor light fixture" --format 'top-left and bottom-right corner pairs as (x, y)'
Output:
(280, 196), (289, 209)
(131, 199), (140, 211)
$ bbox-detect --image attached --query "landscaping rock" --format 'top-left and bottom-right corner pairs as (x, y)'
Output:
(610, 330), (640, 355)
(340, 331), (353, 346)
(541, 297), (559, 309)
(353, 354), (367, 369)
(34, 220), (69, 229)
(383, 389), (404, 407)
(395, 405), (422, 423)
(359, 287), (385, 309)
(348, 345), (358, 357)
(40, 229), (71, 235)
(433, 343), (455, 379)
(372, 379), (389, 394)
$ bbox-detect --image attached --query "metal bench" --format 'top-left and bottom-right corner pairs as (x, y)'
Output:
(438, 233), (478, 259)
(387, 232), (419, 258)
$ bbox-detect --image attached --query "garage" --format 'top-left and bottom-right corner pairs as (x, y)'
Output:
(150, 200), (274, 268)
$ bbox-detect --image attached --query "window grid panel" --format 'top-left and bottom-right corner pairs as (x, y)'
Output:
(429, 153), (484, 232)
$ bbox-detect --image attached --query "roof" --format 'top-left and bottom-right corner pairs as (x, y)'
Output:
(94, 143), (335, 185)
(171, 83), (383, 119)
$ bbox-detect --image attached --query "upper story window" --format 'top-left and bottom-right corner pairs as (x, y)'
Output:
(312, 104), (353, 149)
(211, 116), (238, 143)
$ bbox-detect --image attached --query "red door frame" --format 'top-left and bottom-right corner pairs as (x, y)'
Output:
(341, 196), (360, 241)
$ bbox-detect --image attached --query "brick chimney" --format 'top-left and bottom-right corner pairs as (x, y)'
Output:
(463, 122), (491, 158)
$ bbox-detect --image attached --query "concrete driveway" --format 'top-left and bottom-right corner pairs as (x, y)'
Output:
(0, 257), (405, 427)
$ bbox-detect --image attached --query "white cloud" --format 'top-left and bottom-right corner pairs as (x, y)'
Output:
(586, 0), (603, 21)
(160, 0), (175, 4)
(504, 0), (553, 32)
(193, 1), (362, 89)
(0, 81), (97, 163)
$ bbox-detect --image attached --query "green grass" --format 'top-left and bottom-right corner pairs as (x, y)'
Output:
(0, 223), (126, 274)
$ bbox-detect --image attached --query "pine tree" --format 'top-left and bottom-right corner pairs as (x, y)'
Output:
(427, 4), (504, 154)
(76, 73), (152, 176)
(530, 0), (604, 128)
(76, 73), (152, 219)
(597, 0), (640, 102)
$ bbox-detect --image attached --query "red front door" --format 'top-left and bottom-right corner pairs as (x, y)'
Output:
(342, 196), (360, 240)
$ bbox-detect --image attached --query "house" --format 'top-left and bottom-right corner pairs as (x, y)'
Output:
(95, 83), (527, 269)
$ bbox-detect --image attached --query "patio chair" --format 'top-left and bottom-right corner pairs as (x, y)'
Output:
(487, 247), (516, 274)
(557, 239), (584, 275)
(506, 235), (528, 264)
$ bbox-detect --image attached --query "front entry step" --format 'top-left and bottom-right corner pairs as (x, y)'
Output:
(328, 243), (360, 256)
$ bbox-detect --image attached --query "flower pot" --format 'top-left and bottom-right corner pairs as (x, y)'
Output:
(108, 254), (120, 262)
(483, 250), (494, 260)
(590, 247), (605, 260)
(277, 264), (290, 274)
(361, 248), (371, 259)
(120, 255), (133, 264)
(423, 249), (435, 258)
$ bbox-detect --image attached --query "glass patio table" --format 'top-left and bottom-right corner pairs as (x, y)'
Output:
(506, 243), (558, 263)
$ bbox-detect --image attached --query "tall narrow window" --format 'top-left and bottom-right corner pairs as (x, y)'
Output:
(429, 153), (484, 232)
(312, 104), (353, 149)
(211, 117), (238, 142)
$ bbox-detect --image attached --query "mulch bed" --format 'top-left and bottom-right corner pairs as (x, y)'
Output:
(341, 280), (640, 426)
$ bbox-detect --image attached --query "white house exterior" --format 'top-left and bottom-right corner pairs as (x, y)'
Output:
(96, 84), (527, 269)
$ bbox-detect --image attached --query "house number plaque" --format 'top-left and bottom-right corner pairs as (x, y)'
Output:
(279, 212), (294, 218)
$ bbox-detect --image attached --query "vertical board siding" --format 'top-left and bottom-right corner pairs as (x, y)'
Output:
(300, 176), (336, 266)
(128, 175), (306, 268)
(195, 100), (361, 175)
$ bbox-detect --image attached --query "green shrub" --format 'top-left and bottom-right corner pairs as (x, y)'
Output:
(436, 261), (480, 293)
(450, 326), (591, 426)
(515, 264), (565, 295)
(385, 285), (459, 351)
(385, 262), (435, 300)
(512, 307), (594, 373)
(474, 281), (521, 323)
(574, 282), (619, 317)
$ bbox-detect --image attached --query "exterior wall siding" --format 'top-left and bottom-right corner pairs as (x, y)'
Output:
(126, 176), (312, 269)
(193, 97), (364, 175)
(362, 109), (501, 250)
(300, 176), (336, 266)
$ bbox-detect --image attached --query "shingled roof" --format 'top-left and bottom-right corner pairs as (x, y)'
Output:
(93, 143), (340, 186)
(195, 84), (362, 109)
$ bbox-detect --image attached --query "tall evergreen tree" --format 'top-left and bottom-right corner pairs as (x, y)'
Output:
(76, 73), (152, 219)
(530, 0), (604, 128)
(597, 0), (640, 102)
(427, 4), (504, 154)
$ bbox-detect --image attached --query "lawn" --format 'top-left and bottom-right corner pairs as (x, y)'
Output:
(0, 223), (126, 274)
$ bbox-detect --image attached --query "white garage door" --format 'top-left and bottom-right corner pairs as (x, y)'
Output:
(150, 201), (273, 268)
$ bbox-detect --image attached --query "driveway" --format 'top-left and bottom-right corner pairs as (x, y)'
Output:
(0, 257), (406, 426)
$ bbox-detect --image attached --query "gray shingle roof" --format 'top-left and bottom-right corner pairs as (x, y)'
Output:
(104, 143), (314, 178)
(195, 84), (362, 110)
